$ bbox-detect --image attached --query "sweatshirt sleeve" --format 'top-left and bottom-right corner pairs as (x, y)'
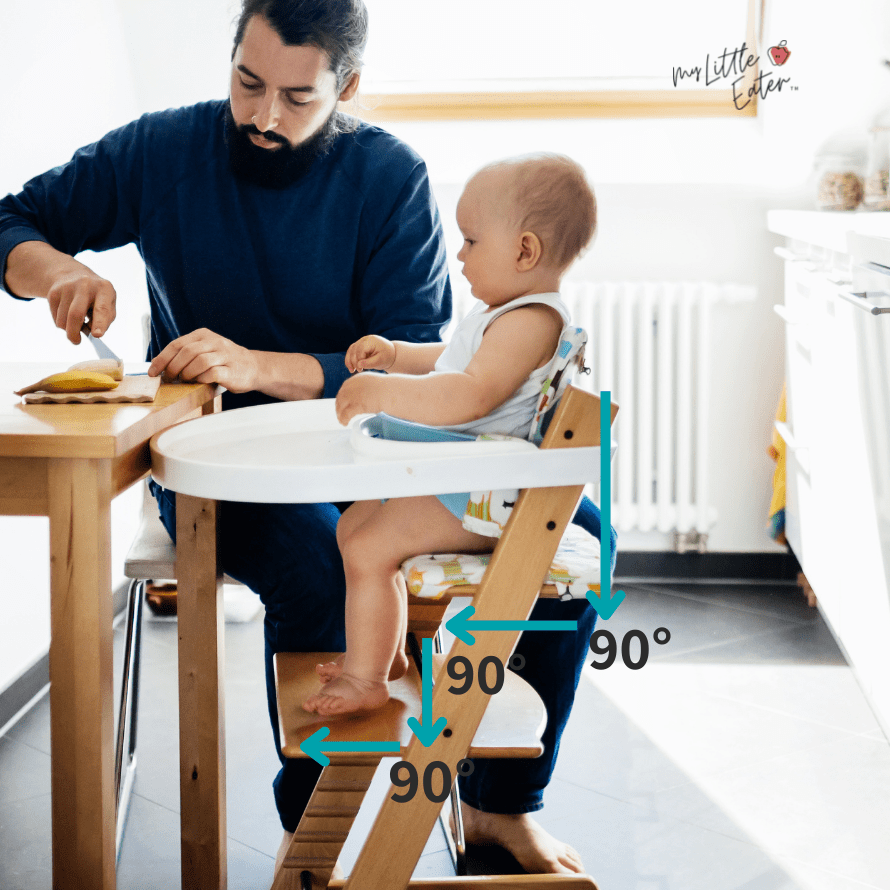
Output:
(307, 159), (452, 399)
(0, 119), (144, 299)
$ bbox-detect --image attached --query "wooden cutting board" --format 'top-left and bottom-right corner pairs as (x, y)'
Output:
(21, 375), (161, 404)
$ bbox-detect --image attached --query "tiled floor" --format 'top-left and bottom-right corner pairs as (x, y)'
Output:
(1, 580), (888, 889)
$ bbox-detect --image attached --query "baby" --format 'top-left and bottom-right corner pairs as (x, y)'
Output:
(303, 153), (597, 716)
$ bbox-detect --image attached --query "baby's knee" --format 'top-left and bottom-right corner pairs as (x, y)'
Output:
(341, 525), (402, 576)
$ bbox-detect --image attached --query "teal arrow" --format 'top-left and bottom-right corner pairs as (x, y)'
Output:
(587, 390), (625, 621)
(406, 637), (447, 746)
(446, 604), (578, 646)
(299, 727), (401, 767)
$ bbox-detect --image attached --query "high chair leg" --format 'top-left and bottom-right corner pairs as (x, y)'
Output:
(272, 758), (378, 890)
(426, 629), (468, 876)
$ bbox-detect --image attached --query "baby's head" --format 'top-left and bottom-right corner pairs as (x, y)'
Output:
(456, 153), (596, 305)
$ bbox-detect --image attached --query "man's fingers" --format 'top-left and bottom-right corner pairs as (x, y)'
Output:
(48, 277), (117, 343)
(89, 286), (117, 337)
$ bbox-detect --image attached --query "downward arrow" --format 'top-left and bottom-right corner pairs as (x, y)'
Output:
(406, 637), (447, 746)
(587, 390), (626, 620)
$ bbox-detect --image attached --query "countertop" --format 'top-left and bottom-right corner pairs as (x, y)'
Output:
(768, 210), (890, 262)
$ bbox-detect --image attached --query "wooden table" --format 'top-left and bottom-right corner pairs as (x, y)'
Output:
(0, 363), (218, 890)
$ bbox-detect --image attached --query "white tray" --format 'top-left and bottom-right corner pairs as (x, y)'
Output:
(150, 399), (603, 504)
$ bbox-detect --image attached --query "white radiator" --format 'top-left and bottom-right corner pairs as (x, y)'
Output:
(449, 280), (755, 543)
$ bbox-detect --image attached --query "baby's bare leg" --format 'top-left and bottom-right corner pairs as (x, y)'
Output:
(317, 500), (391, 683)
(304, 496), (494, 716)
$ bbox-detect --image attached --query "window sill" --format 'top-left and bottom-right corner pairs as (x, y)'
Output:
(354, 88), (758, 122)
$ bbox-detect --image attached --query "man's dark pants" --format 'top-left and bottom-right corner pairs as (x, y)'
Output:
(152, 482), (615, 829)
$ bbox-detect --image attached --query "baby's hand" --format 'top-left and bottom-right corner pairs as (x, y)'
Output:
(336, 374), (385, 425)
(345, 335), (396, 373)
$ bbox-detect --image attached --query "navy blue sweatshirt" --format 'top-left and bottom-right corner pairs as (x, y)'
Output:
(0, 100), (451, 409)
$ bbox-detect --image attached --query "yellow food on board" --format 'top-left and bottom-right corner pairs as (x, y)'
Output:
(68, 358), (125, 381)
(14, 370), (121, 396)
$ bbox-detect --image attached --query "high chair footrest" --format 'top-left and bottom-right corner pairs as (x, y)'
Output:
(274, 652), (545, 760)
(325, 877), (600, 889)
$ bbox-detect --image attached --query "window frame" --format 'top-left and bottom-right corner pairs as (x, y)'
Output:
(354, 0), (760, 122)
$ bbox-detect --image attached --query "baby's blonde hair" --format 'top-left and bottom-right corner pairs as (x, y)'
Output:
(479, 153), (597, 271)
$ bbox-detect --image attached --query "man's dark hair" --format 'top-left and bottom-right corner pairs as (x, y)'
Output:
(233, 0), (369, 92)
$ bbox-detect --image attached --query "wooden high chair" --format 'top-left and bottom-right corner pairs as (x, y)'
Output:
(271, 386), (616, 890)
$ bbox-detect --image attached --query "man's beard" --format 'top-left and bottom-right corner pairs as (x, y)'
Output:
(224, 104), (340, 189)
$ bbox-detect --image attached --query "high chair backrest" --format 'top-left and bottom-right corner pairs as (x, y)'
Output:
(527, 325), (589, 445)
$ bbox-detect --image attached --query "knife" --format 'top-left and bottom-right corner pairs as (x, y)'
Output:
(80, 322), (122, 362)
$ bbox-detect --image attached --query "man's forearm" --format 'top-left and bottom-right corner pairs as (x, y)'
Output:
(4, 240), (84, 299)
(254, 350), (325, 401)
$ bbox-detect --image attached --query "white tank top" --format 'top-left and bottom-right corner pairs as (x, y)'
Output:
(433, 292), (572, 438)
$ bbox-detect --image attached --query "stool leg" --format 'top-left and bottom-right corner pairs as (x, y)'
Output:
(115, 577), (144, 860)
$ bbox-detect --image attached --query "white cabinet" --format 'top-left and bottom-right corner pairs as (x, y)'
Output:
(769, 211), (890, 734)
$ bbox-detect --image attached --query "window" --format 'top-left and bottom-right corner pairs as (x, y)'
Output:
(356, 0), (761, 120)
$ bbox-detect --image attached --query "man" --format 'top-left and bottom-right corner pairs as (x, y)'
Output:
(0, 0), (607, 878)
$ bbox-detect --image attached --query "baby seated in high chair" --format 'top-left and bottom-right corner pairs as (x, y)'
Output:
(303, 152), (597, 716)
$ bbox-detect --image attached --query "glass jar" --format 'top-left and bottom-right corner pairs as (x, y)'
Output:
(863, 123), (890, 210)
(863, 61), (890, 211)
(815, 150), (864, 211)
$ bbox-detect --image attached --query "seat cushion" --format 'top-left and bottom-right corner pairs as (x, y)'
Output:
(401, 524), (602, 601)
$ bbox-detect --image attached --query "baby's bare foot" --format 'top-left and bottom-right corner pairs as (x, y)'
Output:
(316, 651), (410, 684)
(316, 653), (346, 683)
(303, 673), (390, 716)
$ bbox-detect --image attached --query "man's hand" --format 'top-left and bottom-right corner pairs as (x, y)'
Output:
(148, 328), (261, 392)
(46, 268), (117, 342)
(345, 335), (396, 373)
(335, 373), (387, 424)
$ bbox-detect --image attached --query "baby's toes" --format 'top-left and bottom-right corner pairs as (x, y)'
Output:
(302, 692), (324, 712)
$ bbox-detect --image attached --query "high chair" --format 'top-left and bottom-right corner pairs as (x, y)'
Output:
(271, 386), (615, 890)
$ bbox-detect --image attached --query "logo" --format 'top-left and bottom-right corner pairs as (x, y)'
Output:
(768, 41), (791, 66)
(672, 40), (796, 110)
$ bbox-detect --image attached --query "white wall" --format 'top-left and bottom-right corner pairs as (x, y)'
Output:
(380, 0), (890, 551)
(1, 0), (889, 691)
(0, 0), (147, 692)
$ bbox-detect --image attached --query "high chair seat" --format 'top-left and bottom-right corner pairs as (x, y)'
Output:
(274, 651), (546, 760)
(401, 524), (602, 601)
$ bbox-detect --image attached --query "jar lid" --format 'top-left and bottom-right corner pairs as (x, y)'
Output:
(815, 131), (867, 165)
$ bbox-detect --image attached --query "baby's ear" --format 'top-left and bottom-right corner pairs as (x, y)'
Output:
(516, 231), (543, 271)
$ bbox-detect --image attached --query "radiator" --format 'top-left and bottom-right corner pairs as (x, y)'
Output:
(449, 280), (755, 544)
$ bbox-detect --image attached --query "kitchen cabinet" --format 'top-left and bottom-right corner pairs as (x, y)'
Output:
(769, 211), (890, 735)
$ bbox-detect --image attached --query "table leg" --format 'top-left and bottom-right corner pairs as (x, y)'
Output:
(48, 459), (116, 890)
(176, 493), (226, 890)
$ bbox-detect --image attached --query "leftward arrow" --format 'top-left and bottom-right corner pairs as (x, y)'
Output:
(445, 604), (578, 646)
(299, 727), (401, 767)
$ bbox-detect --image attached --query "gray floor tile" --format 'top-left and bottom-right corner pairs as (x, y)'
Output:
(644, 732), (890, 888)
(556, 662), (859, 796)
(0, 735), (50, 805)
(0, 793), (52, 890)
(3, 689), (50, 756)
(118, 792), (274, 890)
(652, 660), (879, 735)
(590, 584), (809, 665)
(659, 617), (847, 666)
(541, 779), (850, 890)
(632, 582), (818, 624)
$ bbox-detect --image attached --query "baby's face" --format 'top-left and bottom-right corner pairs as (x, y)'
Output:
(455, 170), (523, 307)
